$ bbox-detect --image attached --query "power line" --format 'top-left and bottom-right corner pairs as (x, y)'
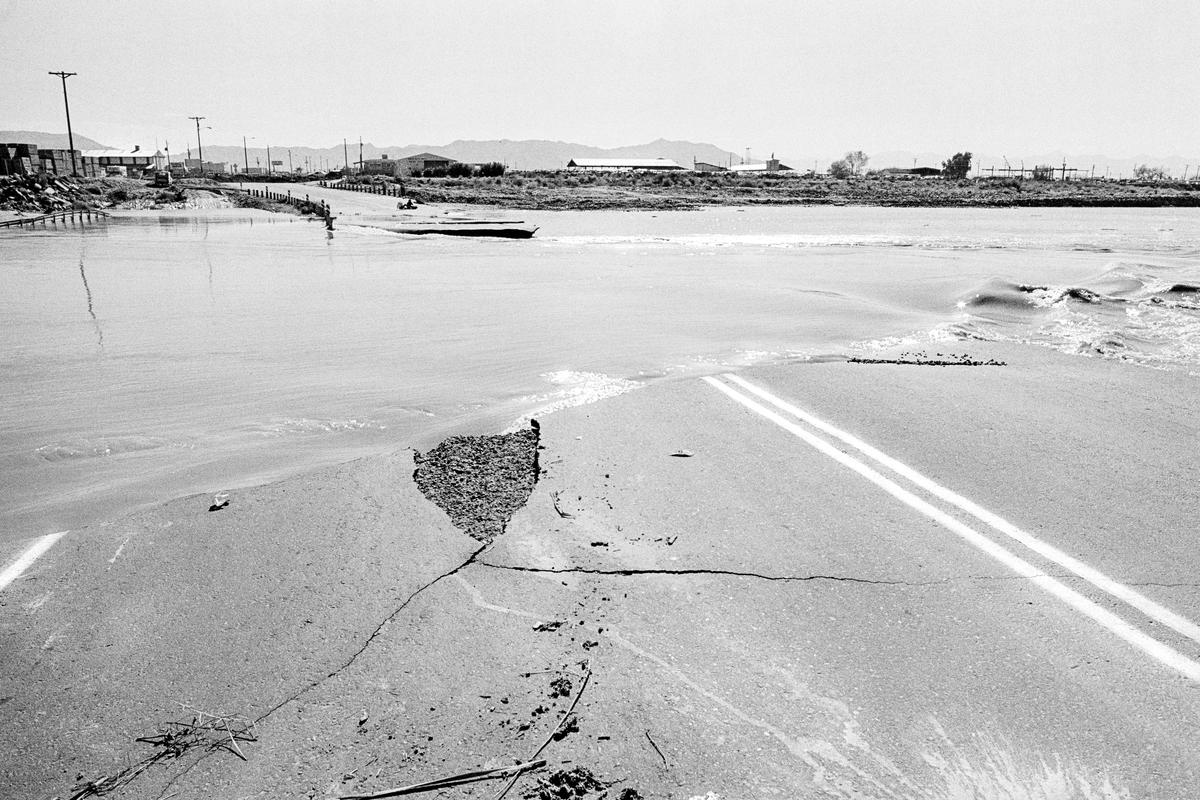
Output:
(48, 71), (78, 177)
(188, 116), (206, 176)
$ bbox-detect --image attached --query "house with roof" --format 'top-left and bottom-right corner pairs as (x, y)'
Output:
(363, 152), (460, 177)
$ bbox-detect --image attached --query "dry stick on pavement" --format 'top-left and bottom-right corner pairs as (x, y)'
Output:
(644, 730), (667, 766)
(338, 760), (547, 800)
(493, 666), (594, 800)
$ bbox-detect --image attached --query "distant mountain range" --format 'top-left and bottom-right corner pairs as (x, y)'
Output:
(4, 130), (1196, 179)
(0, 130), (111, 151)
(188, 137), (746, 172)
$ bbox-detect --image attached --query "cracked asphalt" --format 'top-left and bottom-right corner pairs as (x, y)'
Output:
(3, 341), (1200, 799)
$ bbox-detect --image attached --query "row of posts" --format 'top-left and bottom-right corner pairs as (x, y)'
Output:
(247, 188), (334, 230)
(319, 180), (405, 198)
(2, 208), (102, 229)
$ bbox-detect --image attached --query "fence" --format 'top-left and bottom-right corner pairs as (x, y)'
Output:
(318, 179), (406, 198)
(0, 208), (109, 229)
(245, 188), (334, 229)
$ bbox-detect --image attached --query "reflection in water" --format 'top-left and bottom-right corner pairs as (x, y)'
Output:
(206, 252), (214, 301)
(78, 251), (104, 350)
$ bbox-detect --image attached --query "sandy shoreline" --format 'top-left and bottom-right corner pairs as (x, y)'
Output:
(3, 339), (1200, 798)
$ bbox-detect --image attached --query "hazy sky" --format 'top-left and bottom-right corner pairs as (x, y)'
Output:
(2, 0), (1197, 158)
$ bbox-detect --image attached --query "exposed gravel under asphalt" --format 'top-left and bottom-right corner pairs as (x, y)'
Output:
(412, 423), (540, 542)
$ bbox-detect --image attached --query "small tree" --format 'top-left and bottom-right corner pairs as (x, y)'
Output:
(828, 158), (852, 178)
(845, 150), (869, 176)
(942, 152), (972, 179)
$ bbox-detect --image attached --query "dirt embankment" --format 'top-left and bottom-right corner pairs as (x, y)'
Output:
(396, 171), (1200, 211)
(0, 175), (299, 215)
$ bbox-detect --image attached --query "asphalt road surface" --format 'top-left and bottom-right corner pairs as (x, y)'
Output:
(3, 345), (1199, 798)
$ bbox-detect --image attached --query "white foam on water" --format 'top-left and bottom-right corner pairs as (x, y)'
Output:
(505, 370), (643, 431)
(246, 417), (386, 436)
(33, 436), (191, 462)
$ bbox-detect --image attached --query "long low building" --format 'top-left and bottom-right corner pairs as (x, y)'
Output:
(567, 157), (684, 171)
(363, 152), (459, 177)
(729, 155), (792, 173)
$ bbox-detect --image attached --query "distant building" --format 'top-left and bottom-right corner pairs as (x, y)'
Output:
(692, 161), (727, 172)
(877, 167), (941, 178)
(567, 158), (684, 171)
(729, 154), (792, 173)
(183, 158), (228, 175)
(82, 147), (160, 178)
(363, 152), (459, 177)
(397, 152), (457, 175)
(362, 154), (400, 176)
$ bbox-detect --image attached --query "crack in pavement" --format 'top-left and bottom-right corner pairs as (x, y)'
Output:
(152, 543), (490, 800)
(473, 560), (1062, 587)
(255, 542), (490, 725)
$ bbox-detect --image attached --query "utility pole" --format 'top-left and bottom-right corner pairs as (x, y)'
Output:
(288, 148), (293, 173)
(343, 138), (349, 172)
(358, 137), (363, 174)
(267, 144), (272, 176)
(189, 116), (206, 176)
(48, 71), (79, 177)
(242, 136), (252, 174)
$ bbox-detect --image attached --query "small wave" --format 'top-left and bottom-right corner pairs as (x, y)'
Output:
(34, 435), (186, 461)
(508, 370), (643, 428)
(247, 417), (386, 436)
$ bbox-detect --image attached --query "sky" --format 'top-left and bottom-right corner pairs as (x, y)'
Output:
(2, 0), (1197, 160)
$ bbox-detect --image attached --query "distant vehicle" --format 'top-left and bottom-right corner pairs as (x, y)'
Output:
(152, 171), (173, 187)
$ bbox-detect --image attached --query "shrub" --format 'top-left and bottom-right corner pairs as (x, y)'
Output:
(942, 152), (972, 179)
(1134, 164), (1166, 181)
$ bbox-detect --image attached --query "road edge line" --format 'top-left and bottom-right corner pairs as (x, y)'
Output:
(0, 532), (66, 592)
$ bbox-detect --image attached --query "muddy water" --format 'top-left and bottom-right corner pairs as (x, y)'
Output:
(2, 205), (1198, 540)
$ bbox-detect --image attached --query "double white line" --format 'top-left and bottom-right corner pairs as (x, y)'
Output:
(705, 373), (1200, 683)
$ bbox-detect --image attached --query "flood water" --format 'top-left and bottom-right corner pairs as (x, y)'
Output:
(2, 205), (1199, 541)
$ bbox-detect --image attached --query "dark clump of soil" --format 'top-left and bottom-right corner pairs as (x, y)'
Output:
(523, 767), (605, 799)
(412, 423), (540, 542)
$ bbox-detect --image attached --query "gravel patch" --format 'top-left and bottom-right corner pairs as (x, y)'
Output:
(412, 423), (540, 542)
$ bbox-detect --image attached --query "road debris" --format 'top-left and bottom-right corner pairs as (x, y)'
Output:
(643, 730), (667, 766)
(67, 706), (255, 798)
(494, 666), (593, 800)
(520, 766), (604, 799)
(551, 491), (575, 519)
(340, 759), (547, 799)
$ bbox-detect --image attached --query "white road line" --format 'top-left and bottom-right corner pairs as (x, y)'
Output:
(0, 533), (66, 593)
(723, 373), (1200, 649)
(703, 376), (1200, 683)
